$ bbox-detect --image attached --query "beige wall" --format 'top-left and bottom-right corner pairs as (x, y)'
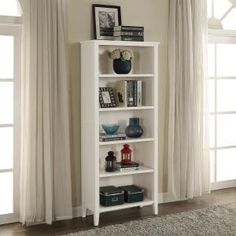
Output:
(67, 0), (169, 207)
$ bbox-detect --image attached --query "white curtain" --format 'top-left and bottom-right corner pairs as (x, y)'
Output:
(20, 0), (72, 224)
(168, 0), (210, 200)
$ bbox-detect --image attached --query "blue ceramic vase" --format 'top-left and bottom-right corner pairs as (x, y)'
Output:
(125, 118), (143, 138)
(113, 59), (131, 74)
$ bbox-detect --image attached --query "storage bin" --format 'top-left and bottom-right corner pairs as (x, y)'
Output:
(100, 186), (124, 207)
(119, 185), (144, 203)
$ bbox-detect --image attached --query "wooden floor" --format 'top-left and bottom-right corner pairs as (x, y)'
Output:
(0, 188), (236, 236)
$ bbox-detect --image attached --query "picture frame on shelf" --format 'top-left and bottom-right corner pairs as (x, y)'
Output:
(99, 87), (117, 108)
(92, 4), (122, 40)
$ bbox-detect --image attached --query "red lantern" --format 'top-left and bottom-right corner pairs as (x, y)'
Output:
(121, 144), (132, 165)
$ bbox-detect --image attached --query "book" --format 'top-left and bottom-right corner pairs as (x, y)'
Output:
(116, 161), (140, 170)
(119, 166), (139, 172)
(114, 36), (144, 42)
(115, 80), (127, 107)
(99, 133), (126, 142)
(137, 80), (142, 106)
(127, 80), (134, 107)
(113, 31), (144, 37)
(133, 80), (137, 107)
(114, 25), (144, 32)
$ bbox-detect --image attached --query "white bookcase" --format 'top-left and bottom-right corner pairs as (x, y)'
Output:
(80, 40), (159, 226)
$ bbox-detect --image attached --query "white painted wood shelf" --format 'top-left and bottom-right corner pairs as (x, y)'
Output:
(99, 74), (154, 78)
(99, 106), (154, 112)
(99, 137), (154, 146)
(99, 198), (154, 213)
(99, 166), (154, 178)
(81, 40), (159, 226)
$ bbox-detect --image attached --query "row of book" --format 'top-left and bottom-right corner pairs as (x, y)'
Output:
(116, 80), (143, 107)
(102, 25), (144, 41)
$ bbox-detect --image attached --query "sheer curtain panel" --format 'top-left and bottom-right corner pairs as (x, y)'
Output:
(20, 0), (72, 224)
(168, 0), (210, 200)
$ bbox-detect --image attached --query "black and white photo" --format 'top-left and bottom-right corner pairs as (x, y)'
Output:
(93, 4), (121, 39)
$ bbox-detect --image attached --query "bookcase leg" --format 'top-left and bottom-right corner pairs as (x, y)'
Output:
(93, 213), (100, 226)
(81, 206), (87, 218)
(153, 203), (158, 215)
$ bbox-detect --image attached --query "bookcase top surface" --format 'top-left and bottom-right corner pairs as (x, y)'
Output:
(80, 40), (160, 47)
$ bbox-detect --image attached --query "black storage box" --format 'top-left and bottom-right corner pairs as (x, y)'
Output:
(100, 186), (124, 207)
(119, 185), (144, 203)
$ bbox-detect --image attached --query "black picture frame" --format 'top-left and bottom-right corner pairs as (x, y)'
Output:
(92, 4), (122, 40)
(99, 87), (117, 108)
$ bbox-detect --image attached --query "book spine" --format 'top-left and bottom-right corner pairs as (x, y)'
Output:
(113, 31), (144, 37)
(127, 80), (134, 107)
(100, 137), (126, 142)
(137, 80), (142, 106)
(119, 167), (139, 172)
(115, 36), (144, 42)
(114, 26), (144, 31)
(133, 81), (137, 107)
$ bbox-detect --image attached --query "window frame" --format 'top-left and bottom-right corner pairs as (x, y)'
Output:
(208, 29), (236, 190)
(0, 24), (21, 225)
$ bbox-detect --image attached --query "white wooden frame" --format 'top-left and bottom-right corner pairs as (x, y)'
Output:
(80, 40), (159, 226)
(0, 24), (21, 225)
(208, 30), (236, 190)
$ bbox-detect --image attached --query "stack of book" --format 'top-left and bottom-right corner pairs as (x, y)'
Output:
(116, 80), (143, 107)
(116, 161), (140, 172)
(99, 133), (126, 142)
(113, 26), (144, 41)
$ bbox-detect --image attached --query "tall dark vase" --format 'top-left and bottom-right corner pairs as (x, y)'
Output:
(125, 117), (143, 138)
(113, 59), (132, 74)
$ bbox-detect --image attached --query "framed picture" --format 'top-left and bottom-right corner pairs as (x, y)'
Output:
(99, 87), (117, 108)
(92, 4), (121, 40)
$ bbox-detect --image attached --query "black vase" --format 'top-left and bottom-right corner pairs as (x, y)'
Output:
(113, 59), (132, 74)
(125, 118), (143, 138)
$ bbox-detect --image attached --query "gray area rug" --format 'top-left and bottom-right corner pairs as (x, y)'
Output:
(63, 203), (236, 236)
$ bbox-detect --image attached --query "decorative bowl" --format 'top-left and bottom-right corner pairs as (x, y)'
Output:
(102, 124), (119, 135)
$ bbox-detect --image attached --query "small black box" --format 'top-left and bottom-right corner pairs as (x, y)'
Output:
(100, 186), (124, 207)
(119, 185), (144, 203)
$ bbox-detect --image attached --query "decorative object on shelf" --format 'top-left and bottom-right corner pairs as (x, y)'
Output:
(92, 4), (121, 40)
(99, 87), (117, 108)
(99, 133), (126, 142)
(125, 117), (143, 138)
(121, 144), (132, 165)
(105, 151), (117, 172)
(102, 124), (119, 135)
(119, 185), (144, 203)
(110, 49), (134, 74)
(116, 80), (143, 107)
(100, 186), (124, 206)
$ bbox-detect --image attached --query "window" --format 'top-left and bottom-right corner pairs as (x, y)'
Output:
(0, 0), (21, 225)
(0, 0), (22, 17)
(208, 0), (236, 190)
(208, 0), (236, 30)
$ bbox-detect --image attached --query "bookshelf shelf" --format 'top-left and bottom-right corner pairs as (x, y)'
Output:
(99, 137), (154, 146)
(99, 198), (154, 213)
(99, 166), (154, 178)
(99, 106), (154, 112)
(81, 40), (159, 226)
(99, 74), (154, 78)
